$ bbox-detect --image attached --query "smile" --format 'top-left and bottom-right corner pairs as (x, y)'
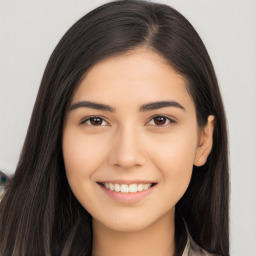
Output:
(101, 182), (154, 193)
(97, 181), (157, 203)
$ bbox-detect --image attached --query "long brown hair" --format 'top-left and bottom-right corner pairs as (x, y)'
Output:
(0, 1), (229, 255)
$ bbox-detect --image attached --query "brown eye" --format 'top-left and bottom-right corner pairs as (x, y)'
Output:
(90, 117), (103, 126)
(80, 116), (108, 126)
(147, 115), (176, 127)
(153, 116), (168, 125)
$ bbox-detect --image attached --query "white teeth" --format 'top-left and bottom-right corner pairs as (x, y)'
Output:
(129, 184), (137, 193)
(143, 184), (151, 190)
(109, 183), (114, 191)
(102, 182), (153, 193)
(120, 184), (129, 193)
(114, 184), (121, 192)
(137, 184), (143, 192)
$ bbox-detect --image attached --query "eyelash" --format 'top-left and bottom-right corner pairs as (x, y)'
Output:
(147, 115), (176, 127)
(79, 115), (176, 128)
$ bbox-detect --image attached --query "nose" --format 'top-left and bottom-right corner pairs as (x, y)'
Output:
(108, 126), (146, 169)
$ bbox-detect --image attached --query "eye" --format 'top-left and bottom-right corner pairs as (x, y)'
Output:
(147, 115), (176, 127)
(80, 116), (109, 126)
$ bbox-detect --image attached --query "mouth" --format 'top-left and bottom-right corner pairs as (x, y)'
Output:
(97, 182), (157, 193)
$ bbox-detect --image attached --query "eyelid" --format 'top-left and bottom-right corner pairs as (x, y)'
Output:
(146, 114), (177, 127)
(79, 116), (110, 126)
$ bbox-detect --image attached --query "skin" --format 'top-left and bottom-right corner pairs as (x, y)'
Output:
(62, 48), (214, 256)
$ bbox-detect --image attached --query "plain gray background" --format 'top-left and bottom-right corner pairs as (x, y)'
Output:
(0, 0), (255, 255)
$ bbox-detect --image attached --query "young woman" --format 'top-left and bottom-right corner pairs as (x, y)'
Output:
(0, 1), (229, 255)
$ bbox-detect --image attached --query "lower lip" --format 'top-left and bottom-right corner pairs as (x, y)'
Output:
(98, 184), (156, 204)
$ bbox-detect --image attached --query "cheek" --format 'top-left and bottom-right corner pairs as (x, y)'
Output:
(62, 126), (114, 211)
(62, 128), (106, 178)
(150, 129), (197, 197)
(151, 129), (197, 164)
(62, 128), (99, 200)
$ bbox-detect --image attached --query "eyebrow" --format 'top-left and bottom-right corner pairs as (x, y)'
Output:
(139, 101), (185, 112)
(69, 100), (185, 112)
(70, 101), (116, 112)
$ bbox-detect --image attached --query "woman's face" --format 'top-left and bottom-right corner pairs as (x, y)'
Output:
(62, 48), (203, 232)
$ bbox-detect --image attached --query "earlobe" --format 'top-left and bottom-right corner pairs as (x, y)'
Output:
(194, 115), (215, 167)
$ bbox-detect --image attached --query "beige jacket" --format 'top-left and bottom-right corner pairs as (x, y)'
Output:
(182, 223), (219, 256)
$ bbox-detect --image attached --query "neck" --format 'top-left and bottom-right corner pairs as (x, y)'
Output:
(92, 209), (176, 256)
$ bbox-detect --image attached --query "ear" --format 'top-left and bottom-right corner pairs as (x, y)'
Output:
(194, 115), (215, 167)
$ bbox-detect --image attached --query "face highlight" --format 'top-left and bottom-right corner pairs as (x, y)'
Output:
(62, 49), (203, 232)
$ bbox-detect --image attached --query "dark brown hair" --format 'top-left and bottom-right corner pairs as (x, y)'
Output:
(0, 1), (229, 255)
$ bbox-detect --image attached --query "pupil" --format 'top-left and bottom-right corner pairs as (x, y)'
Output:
(154, 117), (166, 125)
(91, 117), (102, 125)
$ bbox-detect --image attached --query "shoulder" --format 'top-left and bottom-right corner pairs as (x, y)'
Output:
(182, 221), (221, 256)
(185, 236), (220, 256)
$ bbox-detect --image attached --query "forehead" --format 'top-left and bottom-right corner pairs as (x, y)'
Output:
(71, 48), (194, 113)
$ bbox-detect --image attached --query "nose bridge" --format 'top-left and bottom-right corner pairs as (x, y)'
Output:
(108, 123), (146, 168)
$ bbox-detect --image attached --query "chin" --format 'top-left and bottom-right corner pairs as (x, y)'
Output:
(93, 212), (158, 233)
(93, 207), (174, 233)
(105, 221), (153, 233)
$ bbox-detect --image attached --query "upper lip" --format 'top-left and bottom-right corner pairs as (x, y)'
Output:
(97, 180), (157, 185)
